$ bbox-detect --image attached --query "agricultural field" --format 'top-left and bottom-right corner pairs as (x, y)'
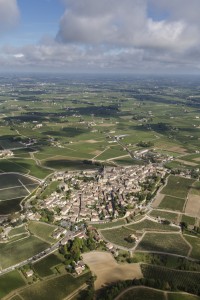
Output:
(0, 236), (49, 269)
(167, 293), (200, 300)
(160, 175), (195, 199)
(181, 215), (196, 226)
(8, 225), (27, 237)
(184, 235), (200, 260)
(33, 252), (63, 277)
(149, 210), (179, 223)
(185, 181), (200, 218)
(158, 195), (186, 212)
(100, 226), (138, 248)
(0, 173), (39, 214)
(136, 233), (190, 256)
(82, 251), (142, 290)
(0, 270), (26, 299)
(117, 286), (166, 300)
(93, 219), (127, 230)
(126, 219), (180, 232)
(19, 272), (91, 300)
(141, 264), (200, 293)
(28, 221), (57, 244)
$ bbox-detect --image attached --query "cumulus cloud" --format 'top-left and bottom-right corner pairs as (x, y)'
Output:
(1, 0), (200, 73)
(0, 0), (20, 33)
(57, 0), (199, 52)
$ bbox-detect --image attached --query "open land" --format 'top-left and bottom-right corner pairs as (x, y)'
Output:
(82, 251), (142, 290)
(0, 75), (200, 299)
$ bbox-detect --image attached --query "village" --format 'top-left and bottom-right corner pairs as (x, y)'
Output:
(26, 164), (167, 225)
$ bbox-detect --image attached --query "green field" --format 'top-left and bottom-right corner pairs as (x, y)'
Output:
(101, 226), (137, 248)
(0, 197), (23, 215)
(0, 270), (26, 299)
(137, 233), (190, 256)
(161, 175), (194, 199)
(33, 252), (63, 277)
(118, 287), (166, 300)
(184, 235), (200, 260)
(141, 264), (200, 294)
(158, 195), (186, 212)
(19, 272), (91, 300)
(181, 215), (196, 226)
(168, 293), (200, 300)
(8, 225), (27, 237)
(190, 181), (200, 196)
(28, 221), (57, 244)
(150, 210), (179, 223)
(126, 219), (179, 232)
(40, 180), (60, 198)
(0, 173), (39, 214)
(0, 158), (51, 179)
(42, 158), (99, 171)
(0, 236), (49, 269)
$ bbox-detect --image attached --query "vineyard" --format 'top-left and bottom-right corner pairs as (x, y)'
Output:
(141, 264), (200, 295)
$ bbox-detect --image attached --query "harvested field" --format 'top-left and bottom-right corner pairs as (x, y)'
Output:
(175, 159), (198, 166)
(152, 194), (165, 208)
(82, 251), (142, 290)
(185, 195), (200, 218)
(185, 182), (200, 217)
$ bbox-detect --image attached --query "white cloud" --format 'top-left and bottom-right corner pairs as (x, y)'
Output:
(57, 0), (199, 52)
(1, 0), (200, 73)
(0, 0), (20, 34)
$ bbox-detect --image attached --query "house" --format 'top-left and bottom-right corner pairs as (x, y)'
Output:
(75, 266), (83, 275)
(26, 270), (34, 278)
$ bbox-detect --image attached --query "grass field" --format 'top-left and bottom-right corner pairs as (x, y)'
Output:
(19, 272), (91, 300)
(137, 233), (190, 256)
(118, 286), (166, 300)
(0, 236), (49, 269)
(161, 175), (194, 199)
(184, 235), (200, 260)
(101, 226), (137, 248)
(158, 195), (186, 212)
(33, 252), (63, 277)
(126, 219), (179, 232)
(149, 210), (179, 223)
(0, 270), (26, 299)
(28, 221), (57, 244)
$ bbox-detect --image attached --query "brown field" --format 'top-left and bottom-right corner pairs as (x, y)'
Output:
(176, 159), (198, 166)
(185, 195), (200, 218)
(152, 193), (165, 208)
(82, 251), (142, 290)
(193, 157), (200, 162)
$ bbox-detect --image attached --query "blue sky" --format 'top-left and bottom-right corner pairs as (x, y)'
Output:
(0, 0), (200, 73)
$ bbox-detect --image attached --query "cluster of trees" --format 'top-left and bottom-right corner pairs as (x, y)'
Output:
(137, 141), (154, 147)
(59, 233), (97, 268)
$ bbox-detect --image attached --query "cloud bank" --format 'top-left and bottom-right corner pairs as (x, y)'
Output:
(0, 0), (20, 34)
(1, 0), (200, 73)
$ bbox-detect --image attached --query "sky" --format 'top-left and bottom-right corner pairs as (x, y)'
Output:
(0, 0), (200, 73)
